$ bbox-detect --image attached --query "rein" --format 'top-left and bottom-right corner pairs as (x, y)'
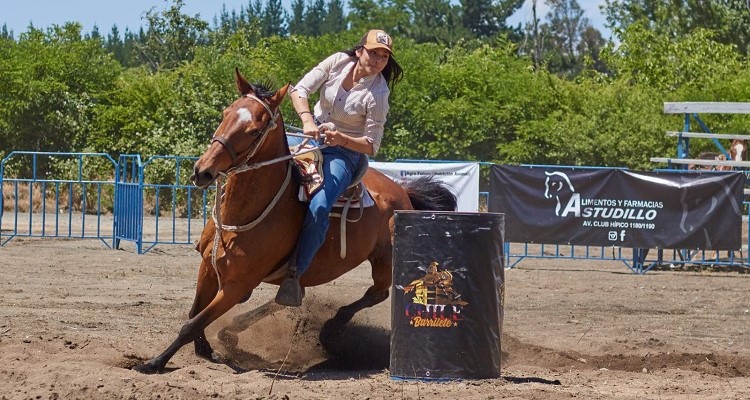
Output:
(211, 162), (292, 233)
(209, 94), (288, 275)
(207, 94), (332, 278)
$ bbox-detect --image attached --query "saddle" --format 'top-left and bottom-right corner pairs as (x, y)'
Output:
(258, 137), (375, 284)
(288, 137), (374, 208)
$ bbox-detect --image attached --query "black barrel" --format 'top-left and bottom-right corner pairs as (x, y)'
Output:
(390, 211), (505, 380)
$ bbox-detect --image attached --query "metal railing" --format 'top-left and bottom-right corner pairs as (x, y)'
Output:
(3, 152), (748, 273)
(1, 151), (117, 247)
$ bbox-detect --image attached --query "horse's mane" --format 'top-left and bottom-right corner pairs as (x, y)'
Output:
(250, 80), (276, 100)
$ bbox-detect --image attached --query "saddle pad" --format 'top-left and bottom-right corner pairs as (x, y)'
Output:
(333, 186), (375, 208)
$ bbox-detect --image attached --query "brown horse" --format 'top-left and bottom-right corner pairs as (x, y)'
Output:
(691, 139), (746, 171)
(134, 69), (457, 373)
(717, 139), (746, 171)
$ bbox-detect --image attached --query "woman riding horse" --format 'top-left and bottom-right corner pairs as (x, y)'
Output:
(133, 64), (456, 373)
(277, 29), (403, 307)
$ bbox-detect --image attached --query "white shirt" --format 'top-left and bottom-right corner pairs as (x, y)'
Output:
(293, 52), (390, 155)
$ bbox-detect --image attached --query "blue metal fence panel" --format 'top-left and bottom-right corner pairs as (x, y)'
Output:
(139, 155), (212, 254)
(114, 155), (144, 253)
(3, 152), (748, 274)
(0, 151), (117, 247)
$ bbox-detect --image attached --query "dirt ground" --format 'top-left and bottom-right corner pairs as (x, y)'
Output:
(0, 237), (749, 400)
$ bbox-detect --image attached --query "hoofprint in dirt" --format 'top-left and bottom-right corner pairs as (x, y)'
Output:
(0, 238), (748, 399)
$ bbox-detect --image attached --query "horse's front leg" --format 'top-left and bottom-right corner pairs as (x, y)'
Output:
(134, 282), (246, 374)
(189, 263), (220, 361)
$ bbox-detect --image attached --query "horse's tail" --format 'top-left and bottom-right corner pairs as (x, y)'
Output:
(403, 176), (457, 211)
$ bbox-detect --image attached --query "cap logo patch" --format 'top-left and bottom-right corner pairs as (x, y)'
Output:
(376, 32), (390, 45)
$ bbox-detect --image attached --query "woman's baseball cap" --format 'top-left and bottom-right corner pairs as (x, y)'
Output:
(361, 29), (393, 53)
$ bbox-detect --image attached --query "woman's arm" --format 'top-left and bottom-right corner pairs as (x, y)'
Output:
(289, 90), (319, 139)
(323, 130), (374, 155)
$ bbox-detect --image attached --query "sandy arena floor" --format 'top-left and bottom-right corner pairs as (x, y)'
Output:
(0, 238), (748, 399)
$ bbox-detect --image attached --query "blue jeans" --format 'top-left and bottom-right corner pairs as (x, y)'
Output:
(286, 136), (362, 275)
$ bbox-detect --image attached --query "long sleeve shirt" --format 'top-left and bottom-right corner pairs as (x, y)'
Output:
(293, 52), (390, 155)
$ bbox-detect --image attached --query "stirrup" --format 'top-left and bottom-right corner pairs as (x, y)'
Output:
(275, 277), (304, 307)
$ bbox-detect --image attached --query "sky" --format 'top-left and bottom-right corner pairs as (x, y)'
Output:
(509, 0), (611, 39)
(1, 0), (611, 39)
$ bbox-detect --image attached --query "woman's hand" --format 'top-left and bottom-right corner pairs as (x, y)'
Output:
(321, 127), (349, 148)
(302, 120), (319, 140)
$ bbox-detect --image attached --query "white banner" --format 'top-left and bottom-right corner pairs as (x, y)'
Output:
(369, 162), (480, 212)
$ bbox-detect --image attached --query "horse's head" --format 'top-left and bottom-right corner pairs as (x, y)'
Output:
(730, 139), (746, 163)
(191, 68), (290, 188)
(543, 171), (574, 200)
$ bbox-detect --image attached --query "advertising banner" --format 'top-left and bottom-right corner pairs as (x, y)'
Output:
(489, 165), (745, 250)
(369, 162), (480, 212)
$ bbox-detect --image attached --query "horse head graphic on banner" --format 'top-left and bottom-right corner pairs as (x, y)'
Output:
(544, 171), (579, 217)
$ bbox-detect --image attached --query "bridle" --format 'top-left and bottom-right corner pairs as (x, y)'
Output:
(207, 93), (292, 277)
(211, 93), (279, 175)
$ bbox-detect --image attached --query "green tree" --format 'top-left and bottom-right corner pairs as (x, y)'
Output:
(604, 0), (750, 55)
(0, 24), (120, 157)
(601, 23), (741, 92)
(322, 0), (346, 35)
(121, 28), (141, 67)
(461, 0), (523, 38)
(135, 0), (209, 70)
(250, 0), (264, 18)
(578, 26), (607, 74)
(544, 0), (591, 76)
(304, 0), (327, 36)
(288, 0), (306, 35)
(1, 24), (13, 40)
(263, 0), (288, 37)
(105, 25), (126, 65)
(382, 39), (537, 162)
(406, 0), (467, 45)
(88, 25), (102, 40)
(348, 0), (410, 35)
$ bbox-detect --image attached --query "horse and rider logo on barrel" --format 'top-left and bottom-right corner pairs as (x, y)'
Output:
(397, 261), (469, 328)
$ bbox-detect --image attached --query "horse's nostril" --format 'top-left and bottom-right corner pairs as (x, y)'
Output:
(190, 166), (215, 187)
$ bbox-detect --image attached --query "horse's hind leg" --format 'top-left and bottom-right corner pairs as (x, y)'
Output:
(218, 298), (285, 352)
(330, 253), (392, 326)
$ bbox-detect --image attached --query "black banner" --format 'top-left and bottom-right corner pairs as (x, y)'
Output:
(390, 211), (504, 380)
(489, 165), (745, 250)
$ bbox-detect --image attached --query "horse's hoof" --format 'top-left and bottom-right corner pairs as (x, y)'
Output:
(197, 350), (227, 364)
(133, 360), (162, 374)
(210, 351), (227, 364)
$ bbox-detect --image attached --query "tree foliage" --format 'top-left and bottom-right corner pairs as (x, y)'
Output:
(1, 0), (750, 173)
(604, 0), (750, 55)
(0, 23), (120, 157)
(601, 23), (741, 92)
(136, 0), (209, 71)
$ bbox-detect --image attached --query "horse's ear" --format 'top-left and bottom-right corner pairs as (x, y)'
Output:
(268, 82), (291, 110)
(234, 68), (253, 96)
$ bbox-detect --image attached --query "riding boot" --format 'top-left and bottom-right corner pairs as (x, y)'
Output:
(275, 275), (304, 307)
